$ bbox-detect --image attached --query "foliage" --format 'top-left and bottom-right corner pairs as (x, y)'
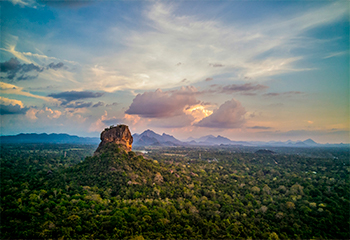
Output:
(1, 143), (349, 239)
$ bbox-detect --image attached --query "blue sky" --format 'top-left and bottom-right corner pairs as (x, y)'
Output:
(1, 0), (349, 143)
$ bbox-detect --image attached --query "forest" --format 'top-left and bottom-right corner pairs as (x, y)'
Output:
(1, 143), (349, 239)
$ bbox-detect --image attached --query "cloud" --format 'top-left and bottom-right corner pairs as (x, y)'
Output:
(205, 78), (213, 82)
(0, 96), (24, 107)
(0, 82), (51, 101)
(220, 83), (268, 94)
(25, 107), (77, 122)
(90, 112), (143, 133)
(0, 104), (29, 115)
(0, 96), (28, 115)
(62, 101), (105, 109)
(264, 91), (303, 97)
(86, 1), (347, 92)
(149, 114), (195, 128)
(9, 0), (38, 8)
(1, 34), (48, 64)
(92, 101), (105, 108)
(89, 111), (108, 132)
(195, 99), (246, 128)
(0, 58), (42, 73)
(47, 62), (64, 70)
(64, 101), (93, 109)
(323, 51), (348, 59)
(125, 86), (199, 118)
(48, 90), (104, 103)
(209, 63), (225, 67)
(16, 74), (39, 81)
(106, 102), (118, 107)
(248, 126), (272, 130)
(0, 58), (64, 81)
(0, 58), (43, 80)
(102, 117), (123, 126)
(0, 58), (21, 72)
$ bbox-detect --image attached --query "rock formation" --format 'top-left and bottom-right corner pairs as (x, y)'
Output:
(94, 125), (133, 155)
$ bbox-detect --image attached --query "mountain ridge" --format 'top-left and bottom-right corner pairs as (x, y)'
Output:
(1, 131), (348, 147)
(1, 133), (100, 144)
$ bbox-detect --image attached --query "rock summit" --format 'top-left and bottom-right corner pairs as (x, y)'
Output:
(94, 125), (133, 154)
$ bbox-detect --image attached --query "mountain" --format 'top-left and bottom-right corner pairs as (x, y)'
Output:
(2, 131), (346, 148)
(303, 138), (319, 146)
(133, 129), (183, 146)
(186, 135), (236, 145)
(133, 131), (329, 147)
(0, 133), (100, 144)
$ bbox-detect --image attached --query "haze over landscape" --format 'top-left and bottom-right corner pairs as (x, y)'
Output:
(1, 0), (349, 144)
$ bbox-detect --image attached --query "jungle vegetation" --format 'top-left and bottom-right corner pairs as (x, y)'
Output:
(1, 143), (349, 239)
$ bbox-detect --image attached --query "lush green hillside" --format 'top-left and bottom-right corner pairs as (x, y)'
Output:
(1, 143), (349, 239)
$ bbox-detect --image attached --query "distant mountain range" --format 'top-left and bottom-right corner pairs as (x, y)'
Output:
(0, 133), (100, 144)
(133, 129), (348, 148)
(1, 130), (348, 148)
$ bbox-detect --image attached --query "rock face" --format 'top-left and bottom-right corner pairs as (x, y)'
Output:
(94, 125), (133, 154)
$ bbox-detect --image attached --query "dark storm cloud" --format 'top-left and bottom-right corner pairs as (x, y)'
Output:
(48, 91), (104, 103)
(195, 99), (246, 128)
(0, 104), (29, 115)
(125, 87), (199, 118)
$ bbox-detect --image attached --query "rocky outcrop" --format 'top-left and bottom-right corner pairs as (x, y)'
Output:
(94, 125), (133, 155)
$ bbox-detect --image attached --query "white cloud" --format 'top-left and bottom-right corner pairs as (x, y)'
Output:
(0, 96), (24, 107)
(0, 82), (52, 101)
(83, 1), (347, 92)
(26, 107), (63, 121)
(9, 0), (39, 8)
(323, 51), (348, 59)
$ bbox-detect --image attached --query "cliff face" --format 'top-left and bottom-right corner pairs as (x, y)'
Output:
(94, 125), (133, 154)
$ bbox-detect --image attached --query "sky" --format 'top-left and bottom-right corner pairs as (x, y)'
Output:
(0, 0), (349, 143)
